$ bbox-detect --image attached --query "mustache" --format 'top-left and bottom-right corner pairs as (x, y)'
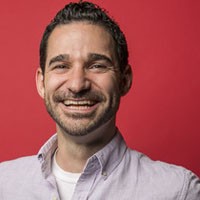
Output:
(53, 90), (105, 102)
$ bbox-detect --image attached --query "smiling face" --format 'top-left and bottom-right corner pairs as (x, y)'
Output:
(36, 22), (128, 136)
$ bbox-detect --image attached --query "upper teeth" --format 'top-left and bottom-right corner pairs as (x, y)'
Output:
(63, 100), (95, 106)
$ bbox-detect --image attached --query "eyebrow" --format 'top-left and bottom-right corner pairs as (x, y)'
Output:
(48, 54), (69, 67)
(88, 53), (114, 65)
(48, 53), (114, 67)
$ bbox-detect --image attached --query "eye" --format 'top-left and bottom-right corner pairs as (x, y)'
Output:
(52, 64), (70, 73)
(54, 64), (67, 69)
(88, 63), (111, 73)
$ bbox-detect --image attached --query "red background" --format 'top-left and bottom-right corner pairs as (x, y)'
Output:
(0, 0), (199, 176)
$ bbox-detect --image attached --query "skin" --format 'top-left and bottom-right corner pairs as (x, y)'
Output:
(36, 22), (132, 172)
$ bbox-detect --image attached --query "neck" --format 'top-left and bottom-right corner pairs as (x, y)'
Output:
(56, 118), (117, 173)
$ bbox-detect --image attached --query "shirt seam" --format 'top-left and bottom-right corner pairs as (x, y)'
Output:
(177, 169), (189, 200)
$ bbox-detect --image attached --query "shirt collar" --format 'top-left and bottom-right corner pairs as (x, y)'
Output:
(37, 134), (57, 178)
(37, 130), (127, 179)
(94, 130), (127, 179)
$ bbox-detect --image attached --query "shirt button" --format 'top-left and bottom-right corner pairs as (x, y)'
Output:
(52, 196), (57, 200)
(102, 171), (107, 176)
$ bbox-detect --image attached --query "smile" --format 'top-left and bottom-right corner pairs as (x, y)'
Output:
(62, 100), (98, 111)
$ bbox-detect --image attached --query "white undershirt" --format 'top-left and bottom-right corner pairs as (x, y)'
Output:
(52, 151), (81, 200)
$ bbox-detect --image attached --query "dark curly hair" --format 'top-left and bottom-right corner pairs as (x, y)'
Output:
(40, 1), (129, 74)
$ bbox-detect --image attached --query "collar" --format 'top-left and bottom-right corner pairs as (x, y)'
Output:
(93, 131), (127, 180)
(37, 134), (57, 178)
(37, 130), (127, 180)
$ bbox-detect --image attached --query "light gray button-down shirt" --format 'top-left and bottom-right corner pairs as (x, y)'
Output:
(0, 132), (200, 200)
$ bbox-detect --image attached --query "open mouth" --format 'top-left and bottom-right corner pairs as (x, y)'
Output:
(63, 100), (98, 110)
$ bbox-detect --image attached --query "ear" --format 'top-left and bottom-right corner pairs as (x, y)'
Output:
(36, 68), (45, 99)
(120, 64), (133, 96)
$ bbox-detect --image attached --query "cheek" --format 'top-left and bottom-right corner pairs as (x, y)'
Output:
(93, 75), (120, 95)
(44, 74), (67, 92)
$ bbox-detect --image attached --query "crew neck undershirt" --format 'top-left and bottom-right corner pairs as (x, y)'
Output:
(52, 150), (81, 200)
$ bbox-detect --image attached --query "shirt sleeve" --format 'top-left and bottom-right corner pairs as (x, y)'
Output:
(181, 170), (200, 200)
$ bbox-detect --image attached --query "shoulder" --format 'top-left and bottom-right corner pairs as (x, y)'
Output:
(125, 148), (194, 175)
(0, 155), (38, 169)
(124, 148), (200, 199)
(0, 156), (40, 180)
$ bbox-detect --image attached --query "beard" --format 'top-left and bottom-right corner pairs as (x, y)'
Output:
(44, 89), (120, 136)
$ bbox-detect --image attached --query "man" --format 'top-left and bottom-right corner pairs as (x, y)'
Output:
(0, 1), (199, 199)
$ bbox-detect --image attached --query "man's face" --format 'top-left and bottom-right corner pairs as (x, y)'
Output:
(37, 22), (122, 136)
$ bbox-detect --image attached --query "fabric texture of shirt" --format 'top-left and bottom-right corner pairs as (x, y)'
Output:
(0, 131), (200, 200)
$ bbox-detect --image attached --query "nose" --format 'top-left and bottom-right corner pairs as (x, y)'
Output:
(67, 66), (91, 94)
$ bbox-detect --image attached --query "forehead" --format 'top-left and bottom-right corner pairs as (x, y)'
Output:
(46, 22), (116, 62)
